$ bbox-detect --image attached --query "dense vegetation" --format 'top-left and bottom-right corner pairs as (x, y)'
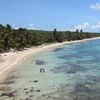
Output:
(0, 24), (100, 53)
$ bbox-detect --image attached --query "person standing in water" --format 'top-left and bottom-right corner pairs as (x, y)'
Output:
(40, 68), (45, 73)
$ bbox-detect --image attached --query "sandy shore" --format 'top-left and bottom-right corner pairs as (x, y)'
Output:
(0, 37), (100, 74)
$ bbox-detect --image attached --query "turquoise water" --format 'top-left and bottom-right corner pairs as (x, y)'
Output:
(0, 39), (100, 100)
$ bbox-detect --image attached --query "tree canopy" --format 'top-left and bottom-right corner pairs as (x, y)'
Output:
(0, 24), (100, 53)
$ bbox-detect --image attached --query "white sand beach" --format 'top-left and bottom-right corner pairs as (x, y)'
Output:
(0, 37), (100, 75)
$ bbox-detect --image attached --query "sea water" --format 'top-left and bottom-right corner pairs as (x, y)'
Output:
(0, 39), (100, 100)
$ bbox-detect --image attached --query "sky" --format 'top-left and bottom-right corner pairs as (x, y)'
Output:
(0, 0), (100, 32)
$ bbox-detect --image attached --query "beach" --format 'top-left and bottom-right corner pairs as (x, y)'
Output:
(0, 37), (100, 75)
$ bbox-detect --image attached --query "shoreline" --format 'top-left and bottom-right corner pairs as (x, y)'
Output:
(0, 37), (100, 75)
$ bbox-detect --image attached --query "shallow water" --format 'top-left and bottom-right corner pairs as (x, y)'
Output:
(0, 39), (100, 100)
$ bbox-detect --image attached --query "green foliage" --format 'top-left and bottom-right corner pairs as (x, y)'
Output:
(0, 24), (100, 53)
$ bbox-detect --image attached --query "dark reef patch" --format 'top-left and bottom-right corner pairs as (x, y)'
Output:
(77, 58), (100, 65)
(51, 62), (87, 74)
(68, 83), (100, 100)
(74, 84), (92, 93)
(1, 92), (14, 97)
(5, 75), (21, 81)
(58, 54), (83, 60)
(35, 60), (47, 65)
(86, 75), (100, 83)
(0, 80), (15, 85)
(0, 75), (20, 85)
(77, 59), (97, 64)
(78, 50), (98, 55)
(52, 47), (65, 52)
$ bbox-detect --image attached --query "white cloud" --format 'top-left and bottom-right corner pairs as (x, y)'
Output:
(70, 22), (90, 31)
(68, 21), (100, 32)
(90, 3), (100, 10)
(28, 24), (35, 29)
(11, 24), (36, 30)
(12, 24), (19, 29)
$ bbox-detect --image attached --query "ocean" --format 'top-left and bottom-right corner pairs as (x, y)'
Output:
(0, 39), (100, 100)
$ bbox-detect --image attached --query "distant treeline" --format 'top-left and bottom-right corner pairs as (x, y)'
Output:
(0, 24), (100, 52)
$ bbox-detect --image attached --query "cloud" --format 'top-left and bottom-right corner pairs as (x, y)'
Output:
(11, 24), (36, 30)
(74, 23), (90, 30)
(90, 3), (100, 10)
(69, 22), (90, 31)
(12, 24), (19, 29)
(28, 24), (35, 29)
(69, 21), (100, 32)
